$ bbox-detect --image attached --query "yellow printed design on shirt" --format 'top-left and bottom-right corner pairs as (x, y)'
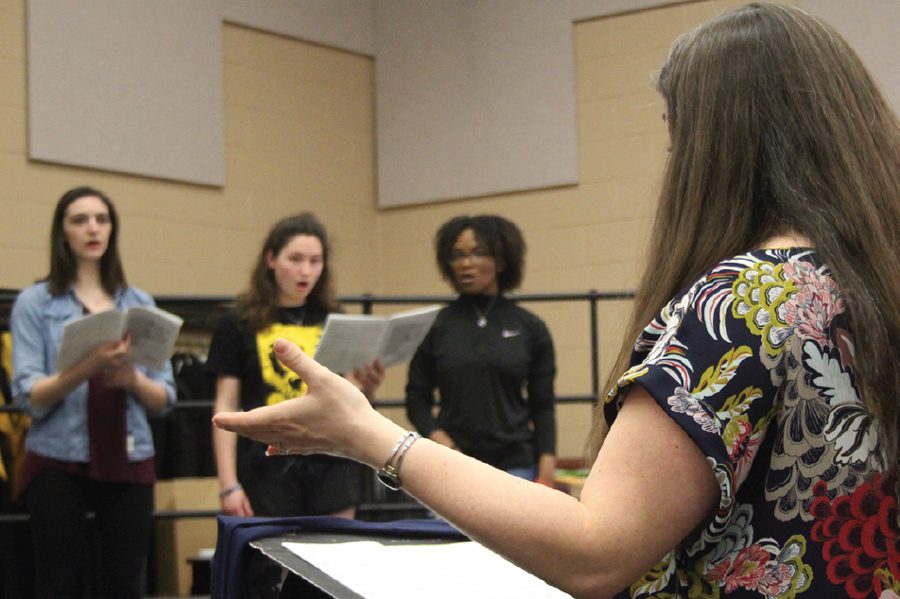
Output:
(256, 322), (322, 406)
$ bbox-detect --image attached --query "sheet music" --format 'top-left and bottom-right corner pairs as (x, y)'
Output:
(56, 306), (183, 372)
(124, 306), (183, 371)
(57, 310), (125, 371)
(313, 305), (440, 373)
(282, 539), (573, 598)
(376, 304), (440, 367)
(313, 315), (388, 374)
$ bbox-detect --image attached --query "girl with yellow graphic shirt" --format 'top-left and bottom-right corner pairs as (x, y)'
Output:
(208, 213), (383, 518)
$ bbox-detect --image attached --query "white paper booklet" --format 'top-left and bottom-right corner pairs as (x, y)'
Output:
(314, 305), (441, 373)
(57, 306), (184, 372)
(282, 540), (574, 598)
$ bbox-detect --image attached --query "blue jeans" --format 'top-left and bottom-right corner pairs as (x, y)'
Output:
(505, 465), (538, 481)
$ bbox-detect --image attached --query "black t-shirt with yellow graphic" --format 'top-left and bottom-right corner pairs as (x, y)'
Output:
(207, 305), (363, 516)
(209, 306), (323, 410)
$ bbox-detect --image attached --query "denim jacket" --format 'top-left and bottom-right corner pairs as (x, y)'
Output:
(11, 282), (176, 462)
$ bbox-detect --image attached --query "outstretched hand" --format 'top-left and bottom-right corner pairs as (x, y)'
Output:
(212, 338), (377, 460)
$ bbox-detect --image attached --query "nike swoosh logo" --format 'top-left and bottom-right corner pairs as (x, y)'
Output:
(501, 329), (521, 338)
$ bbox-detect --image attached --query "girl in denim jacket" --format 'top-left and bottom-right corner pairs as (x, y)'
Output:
(11, 186), (175, 599)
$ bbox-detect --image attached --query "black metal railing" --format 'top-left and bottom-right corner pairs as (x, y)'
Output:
(0, 288), (635, 527)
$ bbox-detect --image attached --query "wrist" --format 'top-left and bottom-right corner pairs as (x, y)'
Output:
(348, 413), (406, 468)
(124, 369), (141, 392)
(219, 482), (242, 499)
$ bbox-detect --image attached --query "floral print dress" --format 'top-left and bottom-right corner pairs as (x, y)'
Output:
(606, 248), (899, 598)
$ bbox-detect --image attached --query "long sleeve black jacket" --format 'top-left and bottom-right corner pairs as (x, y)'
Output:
(405, 295), (557, 470)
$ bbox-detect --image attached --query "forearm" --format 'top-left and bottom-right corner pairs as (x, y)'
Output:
(527, 364), (557, 458)
(349, 416), (625, 598)
(213, 378), (242, 489)
(213, 425), (241, 489)
(404, 346), (438, 435)
(355, 391), (718, 598)
(404, 393), (438, 437)
(213, 418), (255, 515)
(531, 406), (557, 457)
(537, 453), (556, 485)
(428, 428), (456, 448)
(28, 360), (96, 408)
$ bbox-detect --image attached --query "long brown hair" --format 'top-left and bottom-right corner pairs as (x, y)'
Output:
(47, 186), (127, 296)
(235, 213), (340, 331)
(596, 4), (900, 478)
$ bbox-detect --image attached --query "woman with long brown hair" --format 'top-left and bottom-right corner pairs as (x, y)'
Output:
(208, 213), (383, 518)
(214, 5), (900, 597)
(12, 186), (176, 598)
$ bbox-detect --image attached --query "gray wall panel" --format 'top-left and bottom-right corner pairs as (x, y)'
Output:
(28, 0), (224, 186)
(800, 0), (900, 111)
(375, 1), (579, 207)
(26, 0), (899, 199)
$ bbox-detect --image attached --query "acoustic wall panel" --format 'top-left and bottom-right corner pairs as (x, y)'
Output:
(800, 0), (900, 112)
(26, 0), (898, 204)
(375, 2), (580, 207)
(27, 0), (225, 186)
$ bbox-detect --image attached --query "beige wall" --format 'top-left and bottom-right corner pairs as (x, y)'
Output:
(0, 7), (377, 297)
(1, 0), (775, 459)
(219, 25), (377, 296)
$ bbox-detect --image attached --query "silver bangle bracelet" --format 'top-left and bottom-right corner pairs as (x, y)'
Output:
(376, 431), (420, 491)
